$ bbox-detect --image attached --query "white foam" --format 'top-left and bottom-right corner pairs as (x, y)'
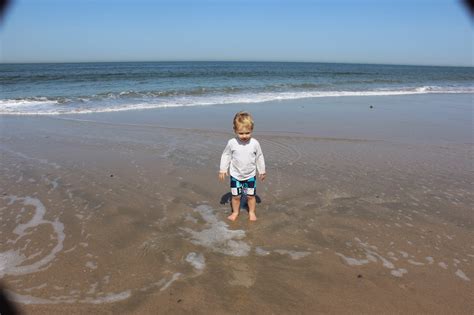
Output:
(438, 262), (448, 269)
(407, 259), (425, 266)
(425, 256), (434, 264)
(6, 291), (65, 304)
(160, 273), (181, 291)
(336, 253), (370, 266)
(184, 214), (198, 223)
(354, 238), (394, 269)
(182, 205), (250, 257)
(336, 238), (413, 277)
(455, 269), (470, 281)
(274, 249), (310, 260)
(0, 196), (65, 277)
(255, 247), (271, 256)
(391, 268), (408, 277)
(85, 261), (98, 270)
(43, 176), (59, 191)
(0, 250), (26, 276)
(399, 251), (409, 258)
(185, 252), (206, 270)
(9, 287), (132, 305)
(139, 279), (167, 292)
(2, 86), (472, 115)
(82, 290), (132, 304)
(23, 283), (47, 293)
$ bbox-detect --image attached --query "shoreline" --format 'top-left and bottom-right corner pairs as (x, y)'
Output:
(22, 93), (474, 144)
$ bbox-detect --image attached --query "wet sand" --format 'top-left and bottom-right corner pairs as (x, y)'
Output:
(1, 94), (473, 314)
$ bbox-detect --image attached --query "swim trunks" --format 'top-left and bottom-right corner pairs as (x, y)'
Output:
(230, 176), (256, 196)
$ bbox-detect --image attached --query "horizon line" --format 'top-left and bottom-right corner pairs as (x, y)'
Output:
(0, 59), (472, 68)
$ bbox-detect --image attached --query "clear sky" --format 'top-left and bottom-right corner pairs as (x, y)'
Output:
(1, 0), (472, 66)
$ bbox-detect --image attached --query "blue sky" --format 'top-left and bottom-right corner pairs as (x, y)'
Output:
(1, 0), (472, 66)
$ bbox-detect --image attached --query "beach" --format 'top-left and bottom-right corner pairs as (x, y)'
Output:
(0, 94), (472, 314)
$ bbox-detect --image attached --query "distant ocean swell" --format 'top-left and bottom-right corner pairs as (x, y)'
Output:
(1, 85), (472, 115)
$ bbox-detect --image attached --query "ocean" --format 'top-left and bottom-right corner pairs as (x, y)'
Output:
(1, 62), (473, 115)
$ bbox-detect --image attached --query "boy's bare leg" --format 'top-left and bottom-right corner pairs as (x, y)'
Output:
(247, 195), (257, 221)
(228, 196), (241, 221)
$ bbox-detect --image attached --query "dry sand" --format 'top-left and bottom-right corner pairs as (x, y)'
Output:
(0, 95), (473, 314)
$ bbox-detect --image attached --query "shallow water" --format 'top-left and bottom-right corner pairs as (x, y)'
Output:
(0, 95), (473, 313)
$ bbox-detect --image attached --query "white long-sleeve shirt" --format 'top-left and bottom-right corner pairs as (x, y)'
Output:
(219, 138), (266, 181)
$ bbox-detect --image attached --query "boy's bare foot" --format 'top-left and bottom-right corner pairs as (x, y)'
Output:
(249, 212), (257, 221)
(227, 212), (239, 221)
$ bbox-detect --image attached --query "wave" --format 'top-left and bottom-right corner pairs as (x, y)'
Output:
(1, 86), (473, 115)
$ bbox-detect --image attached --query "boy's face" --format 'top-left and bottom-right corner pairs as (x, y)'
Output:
(234, 125), (252, 143)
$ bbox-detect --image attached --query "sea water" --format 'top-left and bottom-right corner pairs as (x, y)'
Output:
(1, 62), (473, 115)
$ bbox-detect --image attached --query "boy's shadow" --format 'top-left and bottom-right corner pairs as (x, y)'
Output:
(220, 192), (261, 210)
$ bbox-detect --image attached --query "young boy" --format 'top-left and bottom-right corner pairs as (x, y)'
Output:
(219, 111), (266, 221)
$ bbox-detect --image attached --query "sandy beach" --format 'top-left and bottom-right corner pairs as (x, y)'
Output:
(1, 94), (473, 314)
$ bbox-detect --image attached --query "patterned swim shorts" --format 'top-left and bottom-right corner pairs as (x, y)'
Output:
(230, 176), (256, 196)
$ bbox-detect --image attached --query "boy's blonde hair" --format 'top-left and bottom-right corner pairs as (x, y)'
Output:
(233, 111), (254, 131)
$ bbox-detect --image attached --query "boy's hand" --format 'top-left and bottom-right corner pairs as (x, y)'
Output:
(218, 171), (228, 181)
(258, 173), (266, 181)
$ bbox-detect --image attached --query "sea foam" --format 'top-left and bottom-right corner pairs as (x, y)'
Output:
(0, 196), (65, 277)
(182, 205), (251, 257)
(1, 86), (472, 115)
(185, 252), (206, 271)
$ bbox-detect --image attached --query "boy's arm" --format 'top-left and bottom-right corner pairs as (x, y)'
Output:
(219, 141), (232, 180)
(255, 142), (266, 180)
